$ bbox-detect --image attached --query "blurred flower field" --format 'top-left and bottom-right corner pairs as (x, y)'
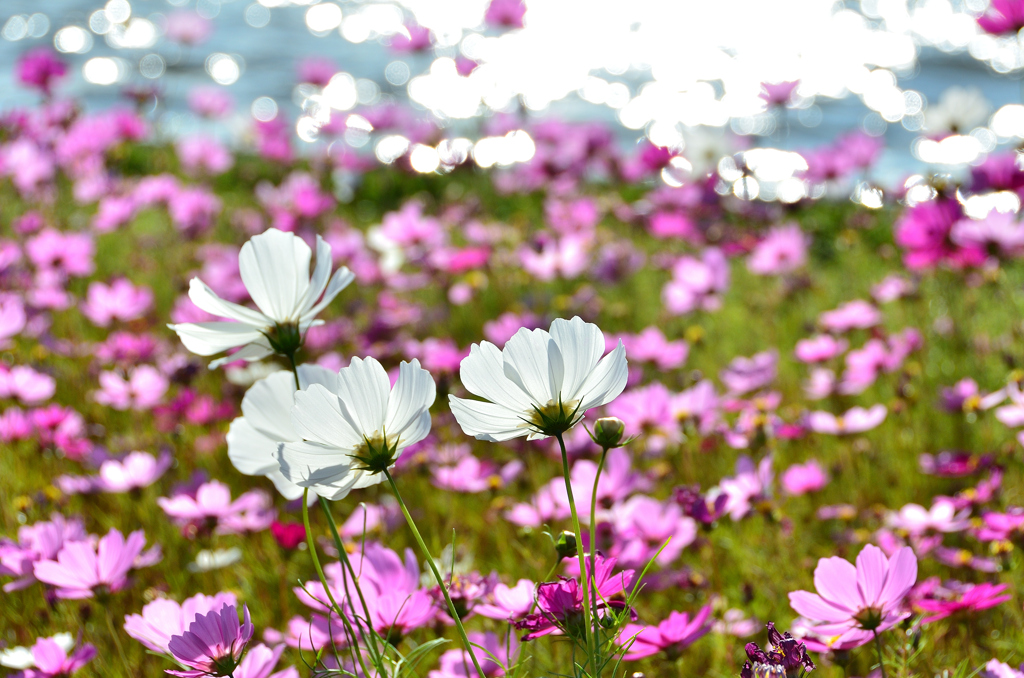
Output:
(5, 40), (1024, 678)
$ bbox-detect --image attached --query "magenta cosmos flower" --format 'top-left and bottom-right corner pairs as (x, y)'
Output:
(619, 606), (713, 660)
(33, 528), (159, 599)
(977, 0), (1024, 34)
(124, 592), (238, 654)
(915, 582), (1011, 623)
(167, 604), (254, 677)
(788, 544), (917, 649)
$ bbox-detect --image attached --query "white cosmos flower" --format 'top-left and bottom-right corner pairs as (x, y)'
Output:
(279, 357), (436, 500)
(226, 365), (339, 500)
(449, 316), (628, 441)
(168, 228), (354, 368)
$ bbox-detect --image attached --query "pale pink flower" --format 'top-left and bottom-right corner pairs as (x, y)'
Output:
(94, 366), (169, 410)
(782, 460), (829, 496)
(94, 451), (173, 493)
(3, 635), (96, 678)
(474, 579), (535, 621)
(0, 366), (56, 404)
(80, 279), (153, 326)
(807, 404), (887, 435)
(164, 11), (213, 45)
(124, 592), (238, 654)
(819, 300), (882, 333)
(788, 544), (917, 650)
(747, 224), (808, 275)
(0, 294), (27, 347)
(33, 528), (158, 599)
(794, 335), (847, 363)
(177, 137), (234, 175)
(886, 500), (971, 537)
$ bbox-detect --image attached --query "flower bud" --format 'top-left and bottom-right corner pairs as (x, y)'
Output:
(554, 530), (577, 560)
(591, 417), (626, 449)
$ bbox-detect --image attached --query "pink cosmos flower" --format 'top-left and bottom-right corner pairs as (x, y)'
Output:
(431, 454), (523, 493)
(475, 579), (535, 621)
(819, 299), (881, 333)
(717, 456), (773, 520)
(915, 582), (1011, 623)
(747, 224), (808, 275)
(33, 528), (158, 599)
(3, 635), (96, 678)
(178, 137), (234, 176)
(80, 279), (154, 327)
(519, 233), (591, 281)
(619, 606), (713, 660)
(429, 631), (513, 678)
(616, 327), (688, 370)
(95, 450), (173, 493)
(788, 544), (917, 650)
(515, 555), (634, 640)
(484, 0), (526, 28)
(25, 229), (94, 277)
(164, 11), (213, 45)
(188, 87), (234, 119)
(781, 460), (829, 496)
(886, 500), (971, 537)
(158, 481), (276, 536)
(391, 24), (432, 52)
(759, 80), (800, 107)
(16, 49), (68, 97)
(794, 335), (847, 363)
(648, 211), (699, 241)
(0, 514), (87, 592)
(662, 248), (729, 315)
(232, 644), (297, 678)
(0, 294), (27, 348)
(872, 274), (913, 304)
(610, 495), (697, 568)
(807, 404), (886, 435)
(124, 592), (239, 653)
(982, 660), (1024, 678)
(297, 57), (336, 87)
(0, 366), (56, 404)
(167, 604), (254, 678)
(977, 0), (1024, 34)
(720, 350), (777, 395)
(94, 366), (169, 410)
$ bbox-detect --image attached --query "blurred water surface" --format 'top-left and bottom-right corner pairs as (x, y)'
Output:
(1, 0), (1022, 183)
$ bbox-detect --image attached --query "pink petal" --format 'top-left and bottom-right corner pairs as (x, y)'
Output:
(813, 556), (861, 610)
(788, 590), (852, 623)
(855, 543), (889, 606)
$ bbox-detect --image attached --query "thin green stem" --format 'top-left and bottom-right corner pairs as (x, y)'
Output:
(104, 607), (132, 677)
(588, 446), (609, 669)
(302, 490), (374, 678)
(286, 351), (301, 390)
(383, 468), (486, 678)
(556, 432), (596, 677)
(318, 496), (385, 668)
(873, 630), (888, 678)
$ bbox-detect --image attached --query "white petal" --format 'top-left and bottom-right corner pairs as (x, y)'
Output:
(226, 418), (281, 476)
(501, 327), (562, 405)
(449, 395), (531, 442)
(460, 342), (534, 412)
(291, 384), (365, 449)
(278, 441), (359, 499)
(295, 236), (333, 316)
(549, 316), (605, 402)
(297, 364), (341, 393)
(385, 359), (436, 443)
(208, 340), (274, 369)
(301, 266), (355, 323)
(240, 371), (298, 441)
(333, 357), (390, 434)
(169, 322), (267, 356)
(265, 469), (308, 501)
(239, 228), (311, 321)
(577, 341), (628, 411)
(187, 278), (270, 327)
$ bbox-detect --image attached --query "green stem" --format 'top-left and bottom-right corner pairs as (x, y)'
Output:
(556, 432), (596, 677)
(286, 351), (301, 390)
(873, 630), (888, 678)
(318, 496), (385, 667)
(383, 468), (487, 678)
(302, 490), (374, 678)
(588, 446), (609, 668)
(105, 607), (132, 677)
